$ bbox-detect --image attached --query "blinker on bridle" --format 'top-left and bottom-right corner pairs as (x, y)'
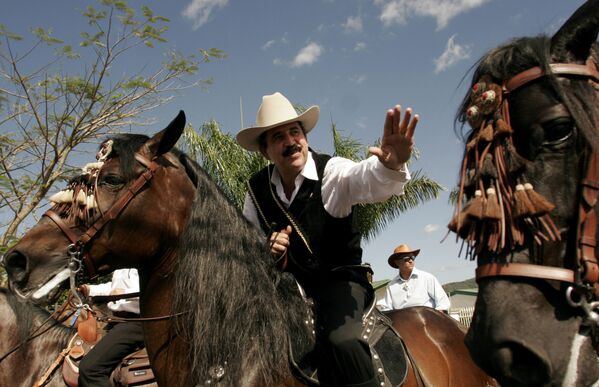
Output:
(450, 58), (599, 321)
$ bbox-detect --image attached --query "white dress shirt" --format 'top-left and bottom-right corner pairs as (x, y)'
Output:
(243, 151), (411, 224)
(377, 268), (450, 311)
(87, 268), (140, 314)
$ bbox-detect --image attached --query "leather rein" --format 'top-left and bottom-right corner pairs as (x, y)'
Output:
(475, 59), (599, 322)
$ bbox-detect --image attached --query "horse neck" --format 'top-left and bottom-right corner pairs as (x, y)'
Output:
(138, 253), (192, 387)
(0, 293), (72, 386)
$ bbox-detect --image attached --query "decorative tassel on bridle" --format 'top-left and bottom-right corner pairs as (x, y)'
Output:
(47, 140), (113, 226)
(449, 75), (560, 260)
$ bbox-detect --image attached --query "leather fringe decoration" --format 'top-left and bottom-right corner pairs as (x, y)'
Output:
(48, 140), (110, 227)
(448, 76), (560, 260)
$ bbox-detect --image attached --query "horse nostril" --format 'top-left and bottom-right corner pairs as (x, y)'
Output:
(492, 343), (550, 386)
(4, 251), (28, 283)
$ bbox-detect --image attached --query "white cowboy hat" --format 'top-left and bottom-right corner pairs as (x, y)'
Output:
(236, 92), (320, 152)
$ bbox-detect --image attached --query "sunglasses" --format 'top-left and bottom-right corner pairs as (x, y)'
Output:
(401, 256), (415, 262)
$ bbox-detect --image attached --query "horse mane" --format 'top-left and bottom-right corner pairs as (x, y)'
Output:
(101, 133), (310, 384)
(0, 288), (72, 351)
(455, 35), (599, 148)
(169, 154), (309, 385)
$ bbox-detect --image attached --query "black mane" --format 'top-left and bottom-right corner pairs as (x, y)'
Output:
(170, 153), (311, 385)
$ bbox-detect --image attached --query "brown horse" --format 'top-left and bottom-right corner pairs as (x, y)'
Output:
(0, 287), (72, 386)
(4, 112), (495, 386)
(449, 0), (599, 385)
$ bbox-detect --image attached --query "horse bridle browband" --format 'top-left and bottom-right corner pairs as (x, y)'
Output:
(44, 152), (160, 280)
(475, 58), (599, 317)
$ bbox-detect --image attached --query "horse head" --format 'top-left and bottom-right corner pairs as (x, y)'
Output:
(451, 1), (599, 385)
(4, 111), (196, 304)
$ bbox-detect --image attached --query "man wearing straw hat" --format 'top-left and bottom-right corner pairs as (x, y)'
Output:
(377, 244), (450, 312)
(237, 92), (418, 387)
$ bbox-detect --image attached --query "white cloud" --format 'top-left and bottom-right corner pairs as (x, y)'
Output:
(262, 40), (276, 51)
(182, 0), (229, 30)
(343, 15), (363, 33)
(350, 74), (367, 84)
(434, 34), (471, 73)
(424, 224), (439, 233)
(354, 42), (367, 51)
(291, 42), (324, 67)
(375, 0), (489, 30)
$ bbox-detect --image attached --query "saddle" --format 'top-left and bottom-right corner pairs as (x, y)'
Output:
(60, 333), (156, 387)
(289, 290), (415, 387)
(33, 307), (156, 387)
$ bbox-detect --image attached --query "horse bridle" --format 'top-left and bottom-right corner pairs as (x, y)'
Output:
(43, 152), (160, 295)
(475, 58), (599, 321)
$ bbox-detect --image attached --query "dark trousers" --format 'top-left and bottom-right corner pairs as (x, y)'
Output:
(312, 280), (378, 387)
(78, 321), (145, 387)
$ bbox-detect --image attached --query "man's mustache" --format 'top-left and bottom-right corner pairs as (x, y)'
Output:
(283, 144), (302, 157)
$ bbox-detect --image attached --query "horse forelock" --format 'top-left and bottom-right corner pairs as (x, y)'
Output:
(172, 167), (308, 385)
(104, 133), (150, 180)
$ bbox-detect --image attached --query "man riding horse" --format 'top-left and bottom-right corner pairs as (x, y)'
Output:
(236, 91), (418, 386)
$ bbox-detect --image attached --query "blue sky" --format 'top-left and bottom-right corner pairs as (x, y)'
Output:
(3, 0), (586, 284)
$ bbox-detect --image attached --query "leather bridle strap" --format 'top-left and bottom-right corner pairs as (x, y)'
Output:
(579, 149), (599, 283)
(44, 210), (80, 245)
(504, 60), (599, 92)
(43, 152), (160, 279)
(78, 153), (159, 245)
(476, 58), (599, 291)
(476, 262), (576, 283)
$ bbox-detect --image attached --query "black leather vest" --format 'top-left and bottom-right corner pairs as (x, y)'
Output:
(248, 152), (365, 288)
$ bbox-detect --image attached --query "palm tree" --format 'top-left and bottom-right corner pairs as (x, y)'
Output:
(181, 119), (443, 241)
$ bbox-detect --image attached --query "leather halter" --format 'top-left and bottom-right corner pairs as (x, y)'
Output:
(476, 59), (599, 297)
(44, 152), (160, 279)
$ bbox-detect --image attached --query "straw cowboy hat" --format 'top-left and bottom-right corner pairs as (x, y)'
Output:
(387, 244), (420, 268)
(236, 92), (320, 152)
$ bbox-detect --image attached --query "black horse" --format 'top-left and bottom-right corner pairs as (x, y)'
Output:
(450, 0), (599, 385)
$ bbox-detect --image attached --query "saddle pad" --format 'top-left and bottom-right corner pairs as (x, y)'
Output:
(371, 328), (409, 386)
(289, 308), (409, 386)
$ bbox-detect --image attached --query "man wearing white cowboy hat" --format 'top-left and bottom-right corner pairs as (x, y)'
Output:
(237, 91), (418, 387)
(376, 244), (450, 312)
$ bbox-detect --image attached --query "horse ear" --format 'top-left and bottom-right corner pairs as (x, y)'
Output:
(551, 0), (599, 62)
(146, 110), (186, 158)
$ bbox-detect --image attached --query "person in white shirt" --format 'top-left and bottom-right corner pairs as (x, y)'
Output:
(78, 269), (144, 387)
(237, 92), (418, 387)
(377, 244), (450, 312)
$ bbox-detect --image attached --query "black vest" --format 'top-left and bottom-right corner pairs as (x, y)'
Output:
(248, 152), (367, 288)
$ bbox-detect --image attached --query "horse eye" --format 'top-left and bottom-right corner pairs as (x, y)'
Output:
(542, 118), (573, 145)
(100, 174), (125, 187)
